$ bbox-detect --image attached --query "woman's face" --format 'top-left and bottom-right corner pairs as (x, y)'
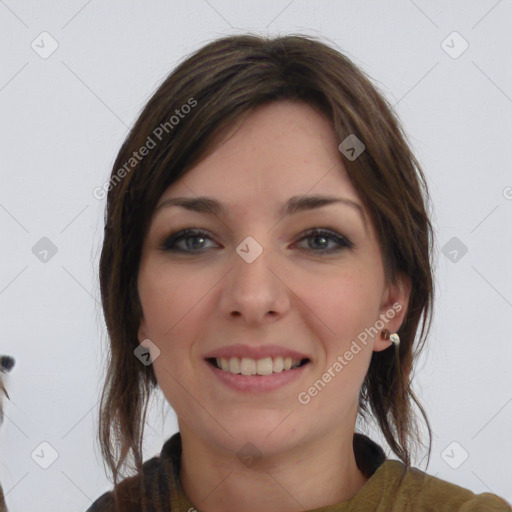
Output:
(137, 100), (410, 456)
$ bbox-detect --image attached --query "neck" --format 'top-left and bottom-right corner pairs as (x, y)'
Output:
(179, 427), (369, 512)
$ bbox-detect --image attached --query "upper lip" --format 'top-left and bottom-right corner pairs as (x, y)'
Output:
(203, 344), (310, 361)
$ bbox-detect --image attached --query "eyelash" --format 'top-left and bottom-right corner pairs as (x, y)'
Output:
(159, 227), (354, 255)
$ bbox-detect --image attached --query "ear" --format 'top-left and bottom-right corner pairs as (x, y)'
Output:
(373, 273), (411, 352)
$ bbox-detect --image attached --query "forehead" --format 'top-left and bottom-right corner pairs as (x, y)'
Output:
(158, 101), (362, 214)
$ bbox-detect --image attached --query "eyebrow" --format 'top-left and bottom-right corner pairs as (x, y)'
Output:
(155, 194), (367, 231)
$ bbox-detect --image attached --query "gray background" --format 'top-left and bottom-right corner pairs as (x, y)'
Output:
(1, 0), (511, 510)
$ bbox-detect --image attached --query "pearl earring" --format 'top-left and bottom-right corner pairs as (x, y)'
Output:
(381, 329), (400, 346)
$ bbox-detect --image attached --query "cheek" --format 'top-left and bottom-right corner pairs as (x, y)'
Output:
(138, 262), (218, 396)
(138, 262), (207, 339)
(297, 272), (379, 407)
(138, 265), (205, 417)
(299, 267), (382, 343)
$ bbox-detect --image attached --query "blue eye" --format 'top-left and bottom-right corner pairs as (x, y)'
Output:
(161, 229), (216, 253)
(160, 228), (354, 254)
(296, 228), (354, 253)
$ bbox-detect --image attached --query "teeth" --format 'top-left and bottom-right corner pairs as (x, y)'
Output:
(229, 358), (240, 374)
(273, 357), (284, 372)
(240, 357), (256, 375)
(216, 356), (304, 375)
(256, 357), (273, 376)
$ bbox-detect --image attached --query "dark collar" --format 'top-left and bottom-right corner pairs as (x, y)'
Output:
(353, 432), (387, 478)
(161, 431), (387, 483)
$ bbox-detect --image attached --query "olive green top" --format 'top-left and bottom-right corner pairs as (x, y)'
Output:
(87, 432), (511, 512)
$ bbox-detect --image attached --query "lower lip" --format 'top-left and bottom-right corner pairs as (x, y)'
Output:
(205, 360), (309, 393)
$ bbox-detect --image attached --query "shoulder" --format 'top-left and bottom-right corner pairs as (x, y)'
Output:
(381, 460), (512, 511)
(85, 458), (159, 512)
(85, 490), (114, 512)
(85, 436), (179, 512)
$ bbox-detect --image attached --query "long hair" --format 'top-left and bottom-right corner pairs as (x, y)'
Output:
(97, 33), (435, 492)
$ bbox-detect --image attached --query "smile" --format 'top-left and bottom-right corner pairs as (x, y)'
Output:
(207, 356), (310, 376)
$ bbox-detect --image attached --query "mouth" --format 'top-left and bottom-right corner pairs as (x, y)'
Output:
(206, 356), (310, 376)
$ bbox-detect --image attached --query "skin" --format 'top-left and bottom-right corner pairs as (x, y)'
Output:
(137, 100), (411, 512)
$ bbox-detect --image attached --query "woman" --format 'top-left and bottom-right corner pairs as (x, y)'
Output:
(88, 34), (511, 511)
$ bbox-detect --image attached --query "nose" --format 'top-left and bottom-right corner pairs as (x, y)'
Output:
(219, 239), (291, 325)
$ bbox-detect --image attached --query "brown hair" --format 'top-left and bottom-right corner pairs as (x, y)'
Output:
(98, 33), (435, 490)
